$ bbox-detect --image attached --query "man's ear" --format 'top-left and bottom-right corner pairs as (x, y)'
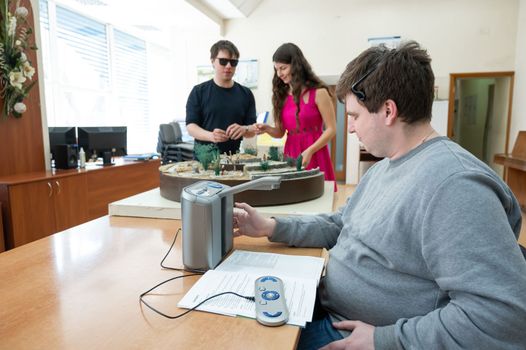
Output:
(384, 99), (398, 126)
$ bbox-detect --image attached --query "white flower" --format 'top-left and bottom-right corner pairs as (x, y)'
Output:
(9, 71), (26, 89)
(13, 102), (27, 114)
(15, 6), (28, 19)
(8, 16), (17, 36)
(22, 62), (35, 79)
(1, 1), (38, 119)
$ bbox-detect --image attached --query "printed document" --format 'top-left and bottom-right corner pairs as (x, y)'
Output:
(177, 250), (325, 326)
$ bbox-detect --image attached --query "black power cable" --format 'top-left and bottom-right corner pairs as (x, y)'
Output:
(140, 228), (254, 319)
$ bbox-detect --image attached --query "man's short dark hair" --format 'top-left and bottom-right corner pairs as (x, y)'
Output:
(336, 41), (435, 124)
(210, 40), (240, 60)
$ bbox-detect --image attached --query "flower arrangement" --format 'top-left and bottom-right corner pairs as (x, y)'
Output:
(0, 0), (37, 119)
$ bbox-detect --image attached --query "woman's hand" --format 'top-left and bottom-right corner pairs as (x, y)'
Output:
(254, 123), (270, 135)
(253, 123), (285, 138)
(301, 148), (314, 168)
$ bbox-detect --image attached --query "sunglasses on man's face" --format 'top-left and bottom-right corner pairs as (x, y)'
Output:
(350, 67), (376, 101)
(217, 58), (239, 67)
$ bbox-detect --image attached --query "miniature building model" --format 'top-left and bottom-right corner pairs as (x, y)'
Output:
(159, 153), (325, 206)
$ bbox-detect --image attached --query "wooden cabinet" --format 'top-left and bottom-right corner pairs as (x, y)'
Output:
(3, 174), (88, 248)
(0, 159), (160, 249)
(0, 203), (4, 252)
(53, 175), (90, 231)
(86, 159), (160, 220)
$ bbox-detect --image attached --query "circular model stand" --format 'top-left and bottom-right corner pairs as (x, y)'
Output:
(160, 172), (325, 206)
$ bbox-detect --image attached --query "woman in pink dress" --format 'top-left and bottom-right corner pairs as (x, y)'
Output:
(256, 43), (337, 188)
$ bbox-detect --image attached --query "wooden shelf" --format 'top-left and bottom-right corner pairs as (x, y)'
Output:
(494, 154), (526, 172)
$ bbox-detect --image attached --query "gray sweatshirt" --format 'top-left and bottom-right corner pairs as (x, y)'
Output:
(271, 137), (526, 349)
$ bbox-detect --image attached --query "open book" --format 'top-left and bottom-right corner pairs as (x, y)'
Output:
(177, 250), (326, 327)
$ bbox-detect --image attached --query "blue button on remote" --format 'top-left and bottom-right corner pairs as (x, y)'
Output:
(260, 276), (278, 282)
(262, 291), (280, 301)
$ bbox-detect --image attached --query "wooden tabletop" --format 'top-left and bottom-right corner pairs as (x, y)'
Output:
(0, 184), (355, 349)
(0, 218), (321, 349)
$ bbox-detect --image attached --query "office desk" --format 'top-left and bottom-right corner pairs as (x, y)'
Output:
(0, 185), (355, 348)
(0, 216), (324, 349)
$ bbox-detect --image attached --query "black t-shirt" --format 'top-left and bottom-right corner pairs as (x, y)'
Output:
(186, 79), (256, 154)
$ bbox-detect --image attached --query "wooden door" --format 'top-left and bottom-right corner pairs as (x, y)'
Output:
(328, 86), (347, 181)
(447, 71), (514, 177)
(53, 175), (89, 232)
(9, 180), (56, 247)
(0, 202), (4, 252)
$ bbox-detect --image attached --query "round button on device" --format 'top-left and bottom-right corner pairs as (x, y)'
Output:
(262, 290), (280, 301)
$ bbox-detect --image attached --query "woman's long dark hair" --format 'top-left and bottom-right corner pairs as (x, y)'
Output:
(272, 43), (330, 131)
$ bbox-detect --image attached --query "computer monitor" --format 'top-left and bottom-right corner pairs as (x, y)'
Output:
(49, 127), (76, 159)
(77, 126), (127, 159)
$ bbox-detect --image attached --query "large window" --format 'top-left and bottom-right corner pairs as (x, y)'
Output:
(39, 0), (165, 154)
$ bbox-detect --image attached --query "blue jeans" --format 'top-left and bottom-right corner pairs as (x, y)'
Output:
(297, 315), (344, 350)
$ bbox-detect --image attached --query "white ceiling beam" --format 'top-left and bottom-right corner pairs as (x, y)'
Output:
(229, 0), (262, 17)
(185, 0), (226, 35)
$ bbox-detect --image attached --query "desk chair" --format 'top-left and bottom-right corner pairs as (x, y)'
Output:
(157, 122), (194, 164)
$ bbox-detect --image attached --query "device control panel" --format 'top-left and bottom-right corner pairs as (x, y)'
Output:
(254, 276), (289, 326)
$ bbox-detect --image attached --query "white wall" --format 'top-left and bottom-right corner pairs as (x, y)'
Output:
(510, 0), (526, 151)
(224, 0), (519, 114)
(222, 0), (521, 183)
(431, 100), (449, 136)
(168, 26), (221, 121)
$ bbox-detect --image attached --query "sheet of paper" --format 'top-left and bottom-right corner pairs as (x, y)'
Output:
(215, 250), (325, 285)
(177, 269), (318, 326)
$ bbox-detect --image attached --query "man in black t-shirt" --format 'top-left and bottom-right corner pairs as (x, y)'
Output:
(186, 40), (256, 155)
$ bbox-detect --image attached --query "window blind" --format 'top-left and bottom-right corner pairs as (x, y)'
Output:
(55, 6), (109, 89)
(113, 29), (150, 153)
(39, 0), (159, 154)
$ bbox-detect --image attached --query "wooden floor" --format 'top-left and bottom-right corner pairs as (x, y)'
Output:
(337, 184), (526, 247)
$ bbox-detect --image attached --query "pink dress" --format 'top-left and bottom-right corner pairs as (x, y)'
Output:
(281, 88), (336, 188)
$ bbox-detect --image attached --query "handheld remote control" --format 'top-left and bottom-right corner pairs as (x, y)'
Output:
(254, 276), (289, 326)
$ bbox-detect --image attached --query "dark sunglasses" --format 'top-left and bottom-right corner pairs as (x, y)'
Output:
(217, 58), (239, 67)
(350, 66), (377, 101)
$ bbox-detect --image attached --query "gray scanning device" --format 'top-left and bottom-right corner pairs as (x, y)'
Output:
(181, 176), (281, 270)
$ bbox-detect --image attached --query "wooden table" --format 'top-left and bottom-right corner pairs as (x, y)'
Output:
(0, 217), (320, 349)
(0, 186), (354, 349)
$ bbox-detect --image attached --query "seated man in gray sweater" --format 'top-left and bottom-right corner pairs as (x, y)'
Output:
(233, 41), (526, 350)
